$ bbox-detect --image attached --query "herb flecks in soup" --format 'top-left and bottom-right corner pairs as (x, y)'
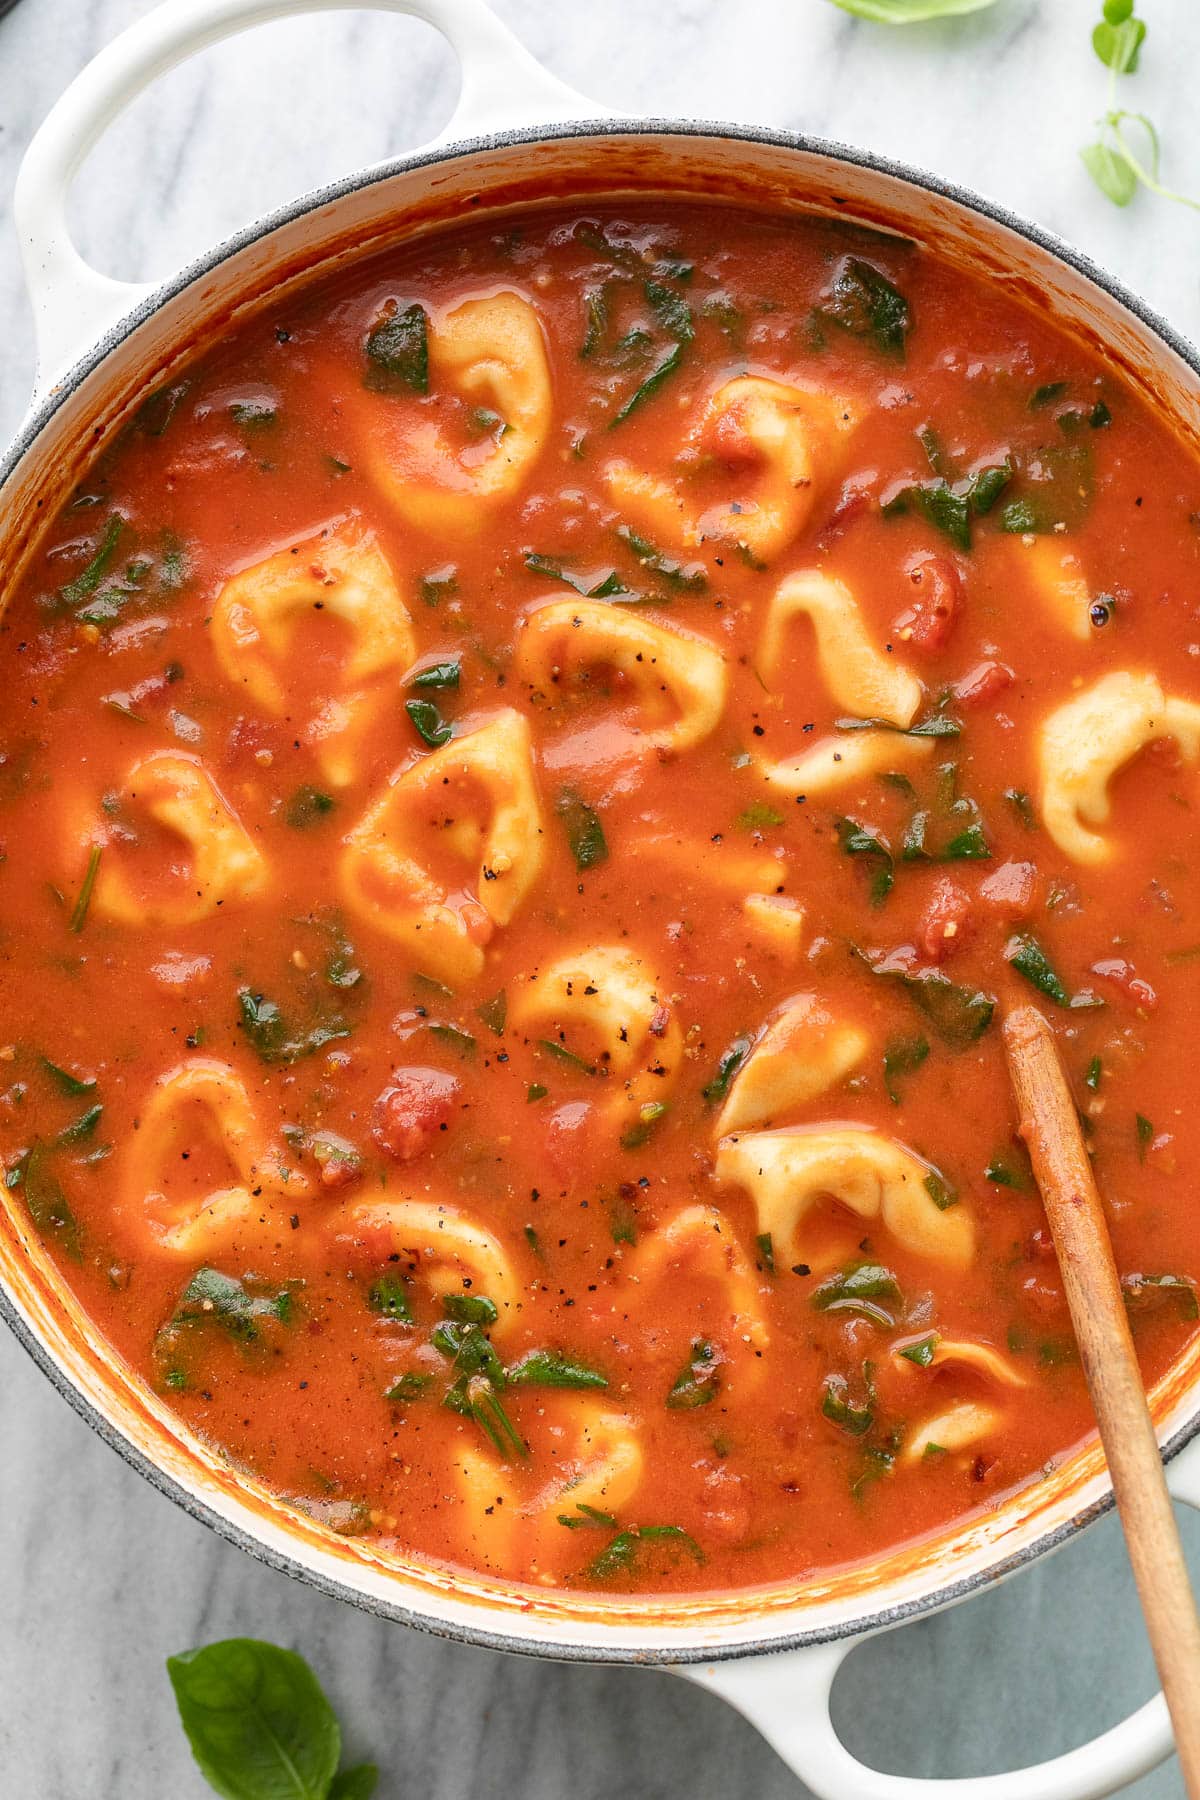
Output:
(3, 208), (1199, 1594)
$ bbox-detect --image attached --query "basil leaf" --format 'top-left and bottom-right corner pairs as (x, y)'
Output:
(329, 1770), (379, 1800)
(828, 0), (998, 16)
(166, 1638), (341, 1800)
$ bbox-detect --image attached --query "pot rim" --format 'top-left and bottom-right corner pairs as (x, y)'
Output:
(4, 113), (1200, 1666)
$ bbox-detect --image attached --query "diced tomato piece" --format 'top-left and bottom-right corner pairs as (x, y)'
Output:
(1090, 957), (1158, 1011)
(372, 1067), (460, 1162)
(954, 658), (1015, 708)
(979, 860), (1038, 919)
(917, 876), (972, 962)
(892, 554), (963, 655)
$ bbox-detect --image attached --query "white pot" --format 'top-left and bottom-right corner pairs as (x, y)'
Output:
(4, 4), (1200, 1794)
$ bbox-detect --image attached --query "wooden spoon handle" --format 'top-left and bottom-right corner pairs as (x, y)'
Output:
(1004, 1005), (1200, 1793)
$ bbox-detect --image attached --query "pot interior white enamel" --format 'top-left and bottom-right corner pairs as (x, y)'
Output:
(4, 122), (1200, 1664)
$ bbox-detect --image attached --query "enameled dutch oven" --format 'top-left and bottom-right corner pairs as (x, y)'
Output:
(4, 3), (1200, 1793)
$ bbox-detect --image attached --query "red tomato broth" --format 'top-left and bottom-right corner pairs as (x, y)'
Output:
(1, 203), (1199, 1595)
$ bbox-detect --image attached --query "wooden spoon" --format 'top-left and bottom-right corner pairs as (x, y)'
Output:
(1003, 1004), (1200, 1794)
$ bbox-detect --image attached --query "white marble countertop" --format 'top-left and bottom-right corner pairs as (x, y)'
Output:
(1, 0), (1199, 1793)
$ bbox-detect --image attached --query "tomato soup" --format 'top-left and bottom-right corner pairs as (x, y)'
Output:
(2, 204), (1199, 1594)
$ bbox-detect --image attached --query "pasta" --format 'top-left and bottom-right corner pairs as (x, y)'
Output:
(123, 1059), (305, 1257)
(210, 529), (414, 786)
(716, 1127), (975, 1269)
(510, 944), (682, 1133)
(78, 751), (266, 926)
(605, 374), (855, 561)
(1039, 671), (1200, 863)
(331, 1196), (522, 1336)
(758, 571), (923, 726)
(339, 709), (545, 982)
(362, 291), (552, 534)
(714, 994), (869, 1136)
(514, 599), (728, 753)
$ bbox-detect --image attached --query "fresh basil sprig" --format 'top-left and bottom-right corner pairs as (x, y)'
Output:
(1081, 2), (1199, 212)
(167, 1638), (377, 1800)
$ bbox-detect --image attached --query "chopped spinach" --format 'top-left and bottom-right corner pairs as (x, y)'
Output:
(1007, 934), (1070, 1006)
(702, 1033), (752, 1105)
(666, 1339), (720, 1409)
(813, 1263), (901, 1327)
(285, 785), (335, 829)
(507, 1349), (608, 1390)
(883, 1034), (930, 1104)
(819, 257), (910, 361)
(556, 786), (609, 871)
(364, 302), (428, 393)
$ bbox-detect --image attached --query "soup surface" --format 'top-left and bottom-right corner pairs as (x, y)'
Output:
(2, 204), (1199, 1596)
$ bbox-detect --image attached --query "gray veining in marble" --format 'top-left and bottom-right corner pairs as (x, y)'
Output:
(1, 0), (1200, 1793)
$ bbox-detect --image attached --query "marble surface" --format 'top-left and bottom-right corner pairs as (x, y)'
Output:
(2, 0), (1200, 1794)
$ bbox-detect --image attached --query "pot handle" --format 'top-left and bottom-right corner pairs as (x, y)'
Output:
(680, 1436), (1200, 1799)
(14, 0), (599, 403)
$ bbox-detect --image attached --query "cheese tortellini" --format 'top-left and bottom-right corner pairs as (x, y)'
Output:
(605, 375), (854, 562)
(1039, 671), (1200, 864)
(339, 710), (545, 982)
(714, 995), (870, 1137)
(1004, 538), (1093, 642)
(515, 600), (728, 755)
(123, 1059), (306, 1257)
(334, 1196), (522, 1337)
(82, 751), (266, 927)
(716, 1126), (974, 1270)
(895, 1335), (1025, 1464)
(511, 944), (682, 1132)
(759, 571), (922, 727)
(367, 291), (552, 534)
(625, 1204), (769, 1392)
(210, 529), (414, 786)
(762, 727), (933, 801)
(453, 1401), (642, 1567)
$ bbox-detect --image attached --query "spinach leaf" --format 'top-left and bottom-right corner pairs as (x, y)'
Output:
(883, 1034), (930, 1104)
(405, 698), (453, 748)
(665, 1339), (720, 1409)
(556, 786), (609, 871)
(410, 660), (460, 691)
(166, 1637), (342, 1800)
(476, 990), (507, 1037)
(69, 846), (102, 933)
(822, 1370), (875, 1436)
(1007, 934), (1069, 1006)
(507, 1349), (609, 1389)
(523, 551), (629, 599)
(837, 816), (894, 906)
(364, 303), (428, 393)
(615, 525), (707, 592)
(586, 1522), (703, 1580)
(702, 1033), (752, 1104)
(819, 256), (910, 360)
(881, 479), (970, 551)
(813, 1263), (900, 1327)
(367, 1275), (412, 1323)
(610, 342), (684, 426)
(237, 989), (350, 1066)
(620, 1100), (669, 1151)
(898, 1334), (939, 1367)
(22, 1143), (81, 1259)
(859, 952), (995, 1047)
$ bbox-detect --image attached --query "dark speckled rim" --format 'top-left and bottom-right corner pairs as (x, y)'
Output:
(3, 116), (1200, 1668)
